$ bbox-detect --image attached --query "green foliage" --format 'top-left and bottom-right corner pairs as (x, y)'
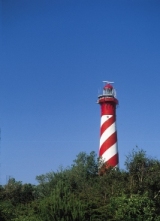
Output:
(2, 178), (36, 205)
(2, 148), (160, 220)
(108, 193), (156, 221)
(0, 200), (15, 221)
(38, 183), (86, 221)
(11, 203), (41, 221)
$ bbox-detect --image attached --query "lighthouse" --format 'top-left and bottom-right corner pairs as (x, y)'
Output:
(97, 81), (119, 168)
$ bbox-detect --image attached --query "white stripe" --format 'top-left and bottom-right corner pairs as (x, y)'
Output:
(100, 115), (112, 127)
(101, 143), (118, 162)
(100, 122), (116, 148)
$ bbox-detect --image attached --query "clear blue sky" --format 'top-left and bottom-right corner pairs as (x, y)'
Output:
(0, 0), (160, 184)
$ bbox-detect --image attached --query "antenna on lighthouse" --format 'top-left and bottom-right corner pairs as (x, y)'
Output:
(102, 80), (114, 84)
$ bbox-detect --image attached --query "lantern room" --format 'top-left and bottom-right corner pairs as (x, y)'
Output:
(102, 83), (116, 97)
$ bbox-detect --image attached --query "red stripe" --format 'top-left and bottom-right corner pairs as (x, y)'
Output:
(99, 132), (117, 156)
(100, 116), (115, 136)
(106, 153), (119, 167)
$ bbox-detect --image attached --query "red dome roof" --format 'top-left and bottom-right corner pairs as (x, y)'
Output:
(104, 84), (113, 89)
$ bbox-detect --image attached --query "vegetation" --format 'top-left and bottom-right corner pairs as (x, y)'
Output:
(1, 148), (160, 220)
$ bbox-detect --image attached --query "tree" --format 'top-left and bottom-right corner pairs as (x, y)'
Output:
(107, 193), (157, 221)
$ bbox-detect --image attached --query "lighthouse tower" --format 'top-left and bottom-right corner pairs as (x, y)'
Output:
(97, 81), (119, 168)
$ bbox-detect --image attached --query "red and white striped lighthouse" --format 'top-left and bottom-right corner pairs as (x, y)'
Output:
(97, 81), (119, 168)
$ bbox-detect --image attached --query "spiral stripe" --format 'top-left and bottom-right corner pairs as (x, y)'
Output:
(99, 132), (117, 156)
(107, 153), (119, 167)
(102, 143), (117, 162)
(100, 116), (115, 136)
(100, 115), (112, 126)
(100, 122), (116, 148)
(99, 114), (118, 167)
